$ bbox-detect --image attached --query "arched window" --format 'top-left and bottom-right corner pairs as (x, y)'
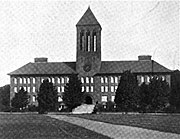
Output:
(80, 31), (84, 51)
(93, 32), (97, 51)
(86, 31), (90, 51)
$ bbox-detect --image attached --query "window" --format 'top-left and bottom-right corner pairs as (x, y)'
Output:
(86, 77), (89, 83)
(115, 77), (118, 83)
(52, 78), (55, 83)
(86, 86), (89, 92)
(58, 96), (62, 102)
(91, 77), (93, 83)
(24, 87), (27, 91)
(61, 86), (64, 92)
(58, 78), (60, 83)
(101, 96), (107, 102)
(101, 86), (104, 92)
(111, 76), (114, 83)
(80, 32), (84, 51)
(19, 78), (22, 84)
(115, 86), (118, 90)
(111, 95), (115, 102)
(33, 87), (36, 93)
(101, 77), (104, 83)
(14, 87), (17, 93)
(81, 77), (84, 83)
(24, 78), (26, 84)
(86, 32), (90, 51)
(147, 76), (150, 83)
(105, 86), (108, 92)
(93, 32), (96, 52)
(82, 86), (85, 92)
(33, 78), (36, 84)
(91, 86), (94, 92)
(66, 77), (69, 83)
(41, 78), (43, 83)
(28, 87), (30, 92)
(61, 77), (64, 84)
(105, 77), (108, 83)
(32, 95), (36, 102)
(141, 76), (144, 83)
(14, 78), (17, 84)
(58, 87), (60, 92)
(162, 76), (165, 81)
(111, 86), (114, 92)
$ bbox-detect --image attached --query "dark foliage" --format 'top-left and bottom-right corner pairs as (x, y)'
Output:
(115, 70), (139, 112)
(62, 74), (84, 111)
(0, 85), (10, 111)
(169, 70), (180, 112)
(37, 79), (58, 114)
(11, 87), (29, 110)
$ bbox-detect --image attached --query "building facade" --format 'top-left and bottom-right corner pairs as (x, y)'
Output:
(8, 7), (171, 106)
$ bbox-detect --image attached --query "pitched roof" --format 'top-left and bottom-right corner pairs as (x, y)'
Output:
(76, 7), (100, 26)
(8, 60), (171, 76)
(99, 61), (171, 74)
(8, 62), (76, 76)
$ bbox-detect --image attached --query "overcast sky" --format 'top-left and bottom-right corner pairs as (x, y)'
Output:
(0, 0), (179, 86)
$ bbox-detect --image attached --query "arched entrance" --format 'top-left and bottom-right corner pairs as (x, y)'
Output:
(84, 96), (93, 104)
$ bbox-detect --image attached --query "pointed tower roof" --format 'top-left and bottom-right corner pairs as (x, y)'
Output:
(76, 7), (101, 26)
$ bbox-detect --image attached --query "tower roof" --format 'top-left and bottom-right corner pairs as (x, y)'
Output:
(76, 7), (101, 26)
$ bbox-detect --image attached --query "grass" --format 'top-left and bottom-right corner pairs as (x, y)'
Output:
(70, 113), (180, 134)
(0, 113), (111, 139)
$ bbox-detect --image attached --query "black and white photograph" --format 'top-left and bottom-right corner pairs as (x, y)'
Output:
(0, 0), (179, 138)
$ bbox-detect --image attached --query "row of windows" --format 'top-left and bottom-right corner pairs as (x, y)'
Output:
(14, 86), (36, 93)
(80, 31), (97, 52)
(81, 77), (93, 84)
(101, 95), (115, 102)
(82, 86), (94, 92)
(13, 77), (69, 84)
(138, 75), (166, 84)
(101, 85), (118, 93)
(101, 76), (119, 84)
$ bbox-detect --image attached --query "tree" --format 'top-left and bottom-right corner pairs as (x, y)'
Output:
(37, 79), (58, 113)
(62, 74), (84, 111)
(169, 70), (180, 112)
(11, 87), (29, 111)
(0, 85), (10, 111)
(114, 70), (139, 112)
(139, 76), (170, 112)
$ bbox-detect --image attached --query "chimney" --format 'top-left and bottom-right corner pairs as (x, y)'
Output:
(34, 57), (48, 63)
(138, 55), (152, 61)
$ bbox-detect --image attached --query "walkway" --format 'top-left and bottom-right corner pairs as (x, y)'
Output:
(48, 115), (180, 139)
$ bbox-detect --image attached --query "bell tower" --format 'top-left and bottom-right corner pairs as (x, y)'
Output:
(76, 7), (102, 76)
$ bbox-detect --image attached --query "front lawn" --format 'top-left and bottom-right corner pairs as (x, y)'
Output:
(0, 113), (111, 139)
(70, 113), (180, 134)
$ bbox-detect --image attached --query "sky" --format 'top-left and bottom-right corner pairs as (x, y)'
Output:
(0, 0), (179, 87)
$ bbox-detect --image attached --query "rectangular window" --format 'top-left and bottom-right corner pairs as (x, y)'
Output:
(61, 77), (64, 84)
(24, 78), (26, 84)
(24, 87), (27, 91)
(101, 77), (104, 83)
(32, 96), (36, 102)
(141, 76), (144, 83)
(101, 96), (107, 102)
(14, 87), (17, 93)
(82, 86), (85, 92)
(111, 95), (115, 102)
(91, 77), (93, 83)
(94, 35), (96, 52)
(58, 87), (60, 92)
(115, 86), (118, 91)
(111, 76), (114, 83)
(14, 78), (17, 84)
(81, 77), (84, 83)
(105, 77), (108, 83)
(41, 78), (43, 83)
(33, 87), (36, 93)
(91, 86), (94, 92)
(162, 76), (165, 81)
(28, 87), (30, 92)
(52, 78), (55, 83)
(105, 86), (108, 92)
(88, 36), (90, 52)
(147, 76), (150, 83)
(111, 86), (114, 92)
(58, 78), (61, 83)
(19, 78), (22, 84)
(66, 77), (69, 83)
(101, 86), (104, 92)
(61, 86), (64, 92)
(86, 86), (89, 92)
(115, 77), (118, 83)
(33, 78), (36, 84)
(86, 77), (89, 83)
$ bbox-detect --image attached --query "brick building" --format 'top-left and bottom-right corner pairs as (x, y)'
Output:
(8, 7), (171, 106)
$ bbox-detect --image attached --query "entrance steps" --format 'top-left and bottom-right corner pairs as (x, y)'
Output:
(72, 104), (95, 114)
